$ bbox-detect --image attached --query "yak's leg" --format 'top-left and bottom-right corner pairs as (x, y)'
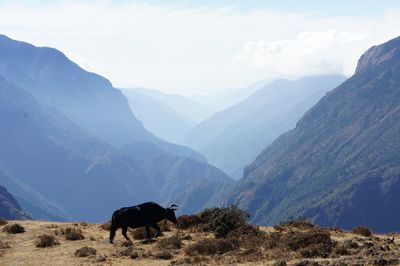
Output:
(145, 225), (151, 239)
(151, 223), (161, 238)
(109, 225), (117, 244)
(122, 226), (130, 241)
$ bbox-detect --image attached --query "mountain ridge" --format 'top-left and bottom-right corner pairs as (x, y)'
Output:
(223, 36), (400, 232)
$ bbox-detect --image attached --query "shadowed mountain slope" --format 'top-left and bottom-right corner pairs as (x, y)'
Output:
(185, 75), (346, 178)
(0, 74), (231, 221)
(0, 184), (30, 220)
(0, 34), (203, 161)
(224, 36), (400, 232)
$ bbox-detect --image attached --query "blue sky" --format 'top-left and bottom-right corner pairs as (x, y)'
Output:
(0, 0), (399, 94)
(120, 0), (400, 16)
(2, 0), (399, 16)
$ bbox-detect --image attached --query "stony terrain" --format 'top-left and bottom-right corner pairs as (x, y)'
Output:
(0, 216), (399, 266)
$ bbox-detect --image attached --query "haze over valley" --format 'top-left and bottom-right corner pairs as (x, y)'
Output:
(1, 2), (400, 264)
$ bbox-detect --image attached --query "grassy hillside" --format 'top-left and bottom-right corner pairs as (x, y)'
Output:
(0, 216), (399, 265)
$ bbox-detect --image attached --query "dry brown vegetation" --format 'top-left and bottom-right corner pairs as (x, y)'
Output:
(2, 223), (25, 234)
(352, 226), (372, 237)
(55, 227), (85, 240)
(0, 219), (7, 226)
(0, 211), (400, 265)
(35, 234), (59, 248)
(74, 246), (97, 257)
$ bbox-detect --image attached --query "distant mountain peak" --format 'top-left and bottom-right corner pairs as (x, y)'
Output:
(355, 35), (400, 73)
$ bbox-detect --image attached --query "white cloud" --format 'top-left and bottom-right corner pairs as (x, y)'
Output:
(232, 30), (370, 77)
(0, 2), (399, 94)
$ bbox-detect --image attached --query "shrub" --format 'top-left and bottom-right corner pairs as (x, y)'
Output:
(299, 244), (332, 258)
(75, 246), (97, 257)
(284, 230), (334, 252)
(130, 251), (139, 259)
(79, 222), (88, 227)
(156, 234), (182, 249)
(333, 243), (350, 256)
(35, 234), (60, 248)
(170, 256), (209, 265)
(131, 227), (160, 240)
(64, 228), (85, 240)
(0, 240), (10, 249)
(352, 226), (372, 237)
(265, 232), (284, 249)
(152, 250), (173, 260)
(265, 229), (336, 258)
(0, 219), (7, 226)
(2, 223), (25, 234)
(199, 206), (248, 238)
(185, 237), (240, 256)
(228, 224), (266, 249)
(0, 240), (10, 257)
(272, 261), (287, 266)
(46, 224), (58, 229)
(100, 221), (111, 231)
(121, 240), (133, 247)
(177, 215), (203, 229)
(228, 224), (264, 238)
(119, 246), (135, 257)
(159, 221), (172, 231)
(276, 218), (315, 230)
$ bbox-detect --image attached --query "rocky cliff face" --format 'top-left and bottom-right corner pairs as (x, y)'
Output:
(224, 36), (400, 232)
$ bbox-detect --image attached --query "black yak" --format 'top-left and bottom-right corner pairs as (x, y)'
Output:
(109, 202), (178, 244)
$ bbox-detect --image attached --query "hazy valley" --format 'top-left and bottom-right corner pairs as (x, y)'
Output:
(1, 2), (400, 264)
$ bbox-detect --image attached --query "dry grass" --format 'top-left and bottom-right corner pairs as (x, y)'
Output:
(0, 220), (399, 265)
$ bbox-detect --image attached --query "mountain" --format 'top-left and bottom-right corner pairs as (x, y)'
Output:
(0, 184), (30, 220)
(185, 75), (346, 178)
(128, 87), (212, 123)
(187, 78), (273, 113)
(140, 154), (234, 215)
(0, 34), (203, 161)
(0, 74), (231, 221)
(224, 36), (400, 232)
(0, 75), (156, 221)
(122, 89), (193, 144)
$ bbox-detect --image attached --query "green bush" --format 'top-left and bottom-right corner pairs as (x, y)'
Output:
(199, 206), (249, 238)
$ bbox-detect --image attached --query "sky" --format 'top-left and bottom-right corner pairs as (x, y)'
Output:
(0, 0), (400, 94)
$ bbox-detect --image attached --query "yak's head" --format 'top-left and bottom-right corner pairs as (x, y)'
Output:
(166, 204), (178, 224)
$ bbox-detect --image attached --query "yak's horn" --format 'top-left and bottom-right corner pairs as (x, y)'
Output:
(170, 204), (178, 210)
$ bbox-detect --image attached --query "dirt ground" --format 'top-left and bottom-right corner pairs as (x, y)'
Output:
(0, 220), (399, 265)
